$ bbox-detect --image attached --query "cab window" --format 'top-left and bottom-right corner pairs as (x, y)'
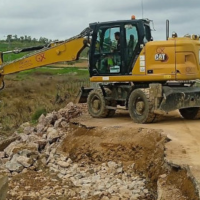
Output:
(125, 24), (138, 71)
(94, 26), (121, 74)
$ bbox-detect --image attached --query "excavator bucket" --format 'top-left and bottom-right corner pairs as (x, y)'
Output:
(75, 87), (93, 103)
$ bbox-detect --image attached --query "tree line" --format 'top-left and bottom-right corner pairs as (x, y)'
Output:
(2, 34), (53, 44)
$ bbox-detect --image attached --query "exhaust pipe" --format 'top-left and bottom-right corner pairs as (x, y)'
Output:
(166, 19), (169, 40)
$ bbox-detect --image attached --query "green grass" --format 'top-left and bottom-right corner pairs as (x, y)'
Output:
(6, 66), (89, 81)
(31, 107), (47, 123)
(0, 71), (90, 134)
(0, 41), (45, 51)
(0, 41), (46, 62)
(3, 52), (29, 62)
(19, 66), (88, 76)
(0, 42), (30, 62)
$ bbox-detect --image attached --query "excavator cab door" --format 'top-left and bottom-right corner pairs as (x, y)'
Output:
(92, 25), (122, 75)
(89, 20), (148, 77)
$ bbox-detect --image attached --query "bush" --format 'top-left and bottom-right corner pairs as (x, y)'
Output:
(32, 108), (47, 122)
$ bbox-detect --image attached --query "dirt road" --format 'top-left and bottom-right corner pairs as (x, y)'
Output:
(74, 108), (200, 188)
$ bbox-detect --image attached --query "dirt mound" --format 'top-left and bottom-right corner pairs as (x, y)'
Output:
(0, 103), (199, 200)
(61, 126), (164, 176)
(59, 124), (199, 199)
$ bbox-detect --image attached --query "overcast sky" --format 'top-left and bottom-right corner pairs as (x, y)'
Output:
(0, 0), (199, 41)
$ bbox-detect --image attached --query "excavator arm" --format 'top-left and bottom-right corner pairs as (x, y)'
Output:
(0, 27), (91, 89)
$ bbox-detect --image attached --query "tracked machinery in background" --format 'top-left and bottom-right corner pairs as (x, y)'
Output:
(1, 16), (200, 123)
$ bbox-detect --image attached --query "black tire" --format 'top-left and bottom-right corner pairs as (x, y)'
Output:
(87, 89), (108, 118)
(179, 107), (200, 119)
(104, 88), (117, 117)
(128, 88), (156, 123)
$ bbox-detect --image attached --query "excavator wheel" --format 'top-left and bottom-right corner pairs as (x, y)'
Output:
(128, 88), (156, 123)
(179, 107), (200, 119)
(87, 89), (108, 118)
(104, 88), (117, 117)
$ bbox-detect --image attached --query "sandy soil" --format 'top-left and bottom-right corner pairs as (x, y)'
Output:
(72, 107), (200, 189)
(5, 105), (200, 199)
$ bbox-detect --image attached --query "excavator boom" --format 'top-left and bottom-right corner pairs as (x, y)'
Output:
(1, 38), (85, 75)
(0, 27), (91, 76)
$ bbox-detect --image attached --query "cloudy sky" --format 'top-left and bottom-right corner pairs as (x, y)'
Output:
(0, 0), (199, 41)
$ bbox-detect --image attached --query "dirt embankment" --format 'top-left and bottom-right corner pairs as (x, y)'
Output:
(60, 122), (199, 200)
(0, 104), (199, 200)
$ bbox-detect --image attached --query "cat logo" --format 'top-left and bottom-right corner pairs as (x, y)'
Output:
(155, 54), (166, 61)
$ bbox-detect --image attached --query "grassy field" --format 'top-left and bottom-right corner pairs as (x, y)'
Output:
(8, 66), (89, 80)
(0, 66), (90, 136)
(0, 40), (90, 136)
(0, 41), (46, 62)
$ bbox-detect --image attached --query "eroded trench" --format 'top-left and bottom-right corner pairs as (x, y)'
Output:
(57, 123), (200, 200)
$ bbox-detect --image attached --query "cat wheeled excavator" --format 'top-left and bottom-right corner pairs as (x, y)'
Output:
(1, 16), (200, 123)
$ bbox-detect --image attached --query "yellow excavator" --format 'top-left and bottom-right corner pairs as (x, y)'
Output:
(1, 16), (200, 123)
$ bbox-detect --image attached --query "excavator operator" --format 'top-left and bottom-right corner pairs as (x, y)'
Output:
(114, 31), (120, 51)
(100, 32), (121, 73)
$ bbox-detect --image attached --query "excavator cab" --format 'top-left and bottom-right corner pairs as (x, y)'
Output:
(89, 19), (152, 77)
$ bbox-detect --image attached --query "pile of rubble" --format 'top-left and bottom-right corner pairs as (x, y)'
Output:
(0, 103), (151, 199)
(0, 102), (81, 174)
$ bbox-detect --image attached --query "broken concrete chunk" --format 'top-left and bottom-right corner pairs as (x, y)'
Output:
(54, 118), (65, 129)
(4, 141), (20, 157)
(38, 113), (57, 127)
(0, 151), (5, 159)
(57, 161), (70, 168)
(5, 154), (23, 172)
(23, 126), (35, 135)
(16, 156), (33, 168)
(47, 127), (60, 143)
(36, 124), (45, 134)
(107, 161), (118, 169)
